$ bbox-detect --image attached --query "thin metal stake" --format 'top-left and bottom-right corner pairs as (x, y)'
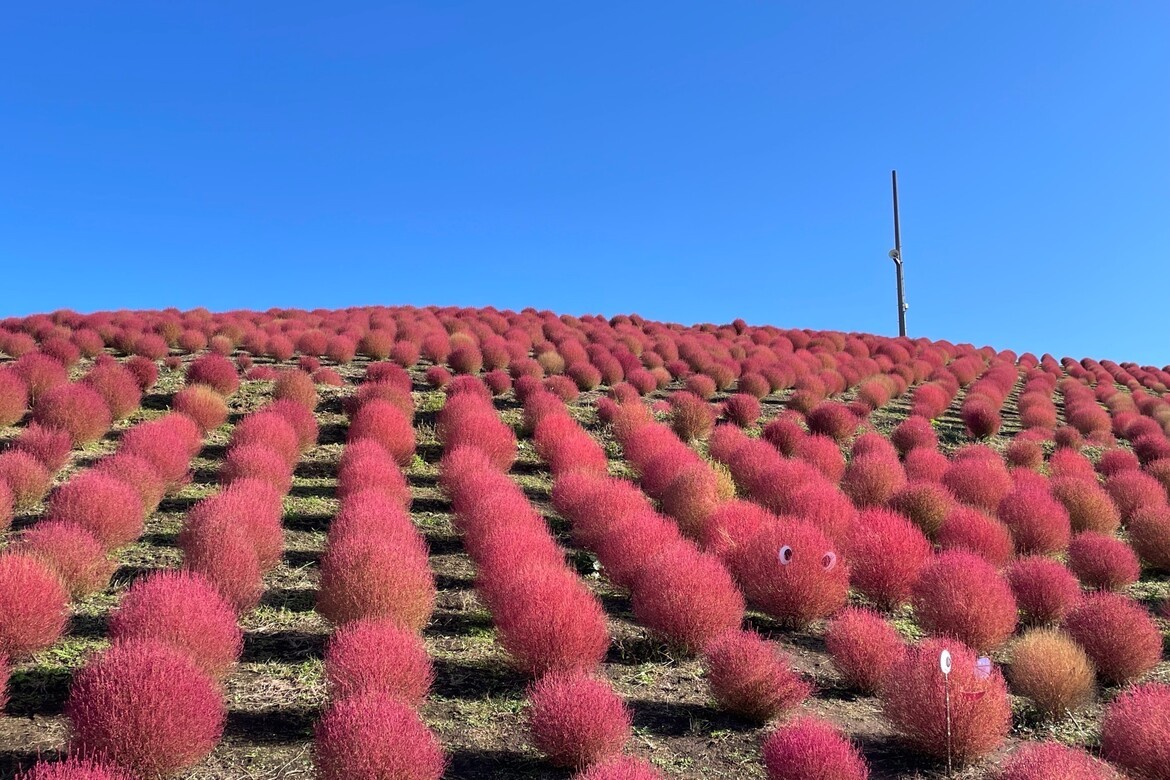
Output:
(944, 672), (953, 778)
(890, 170), (908, 337)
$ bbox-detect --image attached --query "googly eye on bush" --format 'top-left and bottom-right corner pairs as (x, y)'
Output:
(821, 551), (837, 571)
(778, 545), (794, 565)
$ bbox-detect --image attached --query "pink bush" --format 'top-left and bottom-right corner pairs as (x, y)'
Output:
(13, 520), (115, 598)
(0, 368), (29, 426)
(82, 363), (142, 420)
(996, 743), (1122, 780)
(846, 508), (932, 609)
(0, 553), (70, 657)
(573, 756), (665, 780)
(881, 639), (1011, 763)
(1050, 477), (1121, 534)
(703, 630), (810, 721)
(13, 422), (73, 472)
(47, 472), (145, 550)
(728, 518), (848, 628)
(32, 383), (113, 445)
(66, 639), (226, 778)
(324, 618), (433, 704)
(186, 353), (240, 395)
(179, 518), (264, 613)
(174, 384), (230, 432)
(1128, 503), (1170, 571)
(14, 757), (135, 780)
(1063, 592), (1162, 685)
(1100, 683), (1170, 780)
(631, 543), (745, 653)
(1067, 532), (1140, 590)
(1006, 557), (1082, 625)
(935, 506), (1014, 566)
(891, 416), (938, 455)
(997, 485), (1071, 555)
(762, 717), (870, 780)
(317, 535), (434, 630)
(94, 454), (167, 515)
(911, 551), (1018, 651)
(942, 456), (1014, 513)
(824, 607), (906, 694)
(527, 670), (631, 768)
(806, 402), (859, 443)
(888, 482), (955, 537)
(313, 692), (445, 780)
(119, 416), (199, 488)
(109, 570), (243, 680)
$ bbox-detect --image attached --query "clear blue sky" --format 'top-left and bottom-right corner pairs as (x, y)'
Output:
(2, 3), (1167, 365)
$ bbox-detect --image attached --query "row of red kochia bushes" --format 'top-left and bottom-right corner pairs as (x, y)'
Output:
(437, 377), (644, 774)
(1, 360), (231, 777)
(312, 365), (446, 780)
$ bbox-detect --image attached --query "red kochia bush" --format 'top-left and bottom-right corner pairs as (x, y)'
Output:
(119, 416), (197, 488)
(229, 410), (301, 467)
(13, 757), (136, 780)
(108, 570), (243, 680)
(32, 383), (113, 445)
(67, 639), (226, 778)
(762, 717), (870, 780)
(846, 508), (932, 609)
(1106, 470), (1168, 521)
(0, 368), (29, 426)
(13, 422), (73, 472)
(94, 453), (167, 515)
(936, 506), (1014, 566)
(825, 607), (906, 694)
(881, 639), (1011, 763)
(180, 517), (264, 613)
(1066, 531), (1140, 590)
(888, 482), (955, 537)
(173, 384), (230, 432)
(267, 398), (320, 452)
(0, 553), (69, 657)
(324, 618), (433, 704)
(0, 481), (11, 533)
(314, 692), (445, 780)
(891, 416), (938, 455)
(14, 353), (68, 402)
(573, 756), (665, 780)
(317, 534), (434, 629)
(1050, 477), (1121, 534)
(47, 472), (144, 550)
(348, 399), (416, 467)
(220, 443), (293, 493)
(996, 743), (1122, 780)
(1128, 504), (1170, 571)
(911, 551), (1018, 652)
(1007, 557), (1082, 625)
(13, 520), (115, 597)
(527, 670), (631, 768)
(82, 363), (142, 421)
(729, 518), (848, 628)
(1100, 683), (1170, 780)
(670, 391), (716, 441)
(0, 450), (54, 509)
(903, 446), (950, 483)
(997, 485), (1071, 555)
(1063, 592), (1162, 686)
(186, 353), (240, 396)
(723, 394), (761, 428)
(703, 630), (810, 721)
(631, 542), (745, 653)
(841, 453), (906, 508)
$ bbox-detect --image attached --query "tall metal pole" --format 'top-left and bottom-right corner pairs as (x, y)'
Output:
(891, 170), (908, 337)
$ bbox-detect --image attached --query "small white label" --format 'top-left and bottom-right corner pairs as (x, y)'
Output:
(939, 649), (952, 675)
(975, 657), (992, 679)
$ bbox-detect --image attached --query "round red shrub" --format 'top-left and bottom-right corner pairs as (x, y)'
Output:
(997, 485), (1071, 555)
(179, 517), (264, 613)
(936, 506), (1014, 565)
(0, 553), (68, 658)
(317, 535), (435, 630)
(527, 670), (631, 768)
(1006, 557), (1082, 625)
(1128, 503), (1170, 571)
(1067, 531), (1140, 590)
(1106, 470), (1168, 521)
(942, 457), (1014, 513)
(723, 394), (761, 428)
(47, 472), (144, 550)
(1006, 628), (1095, 719)
(841, 453), (907, 508)
(996, 742), (1122, 780)
(1006, 438), (1045, 470)
(133, 333), (169, 360)
(14, 353), (68, 402)
(1050, 477), (1121, 534)
(13, 757), (135, 780)
(762, 717), (870, 780)
(324, 617), (433, 704)
(13, 520), (115, 598)
(881, 638), (1011, 764)
(0, 449), (53, 509)
(806, 402), (859, 443)
(961, 397), (1002, 439)
(572, 756), (665, 780)
(888, 482), (955, 537)
(670, 391), (716, 441)
(728, 518), (848, 628)
(348, 399), (416, 467)
(825, 607), (906, 694)
(1100, 683), (1170, 780)
(313, 692), (445, 780)
(273, 370), (318, 408)
(82, 363), (141, 421)
(1097, 448), (1141, 477)
(684, 373), (717, 399)
(1063, 592), (1162, 686)
(66, 639), (226, 778)
(324, 335), (357, 364)
(13, 422), (73, 472)
(847, 508), (932, 609)
(173, 383), (229, 433)
(903, 446), (950, 483)
(186, 353), (240, 396)
(891, 416), (938, 455)
(0, 369), (29, 426)
(911, 550), (1018, 651)
(109, 570), (243, 680)
(703, 629), (810, 721)
(32, 383), (112, 446)
(94, 453), (166, 515)
(312, 367), (343, 386)
(120, 416), (198, 487)
(230, 410), (301, 467)
(425, 365), (451, 388)
(220, 443), (293, 493)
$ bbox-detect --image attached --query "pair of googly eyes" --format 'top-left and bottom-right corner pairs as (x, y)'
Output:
(778, 545), (838, 571)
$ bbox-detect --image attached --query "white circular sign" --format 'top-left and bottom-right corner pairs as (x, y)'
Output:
(939, 649), (952, 675)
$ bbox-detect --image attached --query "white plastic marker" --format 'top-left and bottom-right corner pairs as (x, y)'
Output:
(939, 649), (953, 778)
(778, 545), (793, 565)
